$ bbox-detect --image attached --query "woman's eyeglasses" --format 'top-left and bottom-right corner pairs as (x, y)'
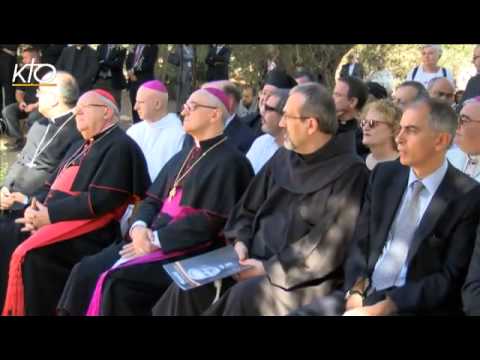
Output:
(360, 119), (390, 128)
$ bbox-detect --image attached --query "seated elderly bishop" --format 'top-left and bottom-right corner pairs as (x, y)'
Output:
(0, 89), (151, 316)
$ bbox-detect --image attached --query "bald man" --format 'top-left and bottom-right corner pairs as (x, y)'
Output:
(447, 98), (480, 182)
(1, 89), (151, 316)
(428, 77), (455, 106)
(127, 80), (185, 181)
(57, 87), (253, 316)
(182, 80), (255, 153)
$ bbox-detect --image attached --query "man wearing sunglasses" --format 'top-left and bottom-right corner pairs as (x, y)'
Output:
(246, 88), (289, 173)
(241, 69), (296, 138)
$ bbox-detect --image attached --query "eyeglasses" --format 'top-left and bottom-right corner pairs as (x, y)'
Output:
(75, 104), (108, 114)
(183, 101), (217, 112)
(77, 104), (108, 110)
(264, 104), (282, 114)
(458, 114), (480, 127)
(360, 119), (390, 128)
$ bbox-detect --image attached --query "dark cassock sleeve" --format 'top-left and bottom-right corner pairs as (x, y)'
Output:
(264, 164), (370, 290)
(462, 222), (480, 315)
(130, 159), (173, 227)
(223, 162), (272, 249)
(131, 151), (253, 253)
(47, 140), (150, 223)
(385, 187), (480, 313)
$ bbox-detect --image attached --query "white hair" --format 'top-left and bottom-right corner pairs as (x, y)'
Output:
(91, 91), (120, 120)
(421, 44), (443, 58)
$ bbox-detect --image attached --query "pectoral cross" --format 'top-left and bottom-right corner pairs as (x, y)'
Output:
(168, 187), (177, 201)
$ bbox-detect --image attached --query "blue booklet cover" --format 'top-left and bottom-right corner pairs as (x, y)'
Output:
(163, 245), (252, 290)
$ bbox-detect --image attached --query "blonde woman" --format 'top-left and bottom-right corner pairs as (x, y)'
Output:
(361, 99), (402, 170)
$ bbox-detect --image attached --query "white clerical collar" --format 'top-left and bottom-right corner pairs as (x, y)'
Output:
(146, 113), (180, 130)
(50, 110), (74, 125)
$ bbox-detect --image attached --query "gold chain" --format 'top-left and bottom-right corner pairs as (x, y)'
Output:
(168, 136), (228, 200)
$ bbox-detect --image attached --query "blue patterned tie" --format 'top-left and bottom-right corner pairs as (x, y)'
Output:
(371, 180), (425, 291)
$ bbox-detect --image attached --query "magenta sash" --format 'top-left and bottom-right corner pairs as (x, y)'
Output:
(86, 189), (212, 316)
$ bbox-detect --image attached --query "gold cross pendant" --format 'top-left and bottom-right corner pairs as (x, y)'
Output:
(168, 187), (176, 201)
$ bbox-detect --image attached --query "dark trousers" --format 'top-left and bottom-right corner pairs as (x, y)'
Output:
(2, 103), (43, 141)
(0, 82), (15, 115)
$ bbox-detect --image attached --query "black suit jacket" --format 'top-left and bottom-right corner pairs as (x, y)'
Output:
(344, 160), (480, 314)
(205, 45), (230, 81)
(224, 115), (256, 153)
(95, 45), (127, 90)
(340, 63), (364, 79)
(56, 45), (99, 94)
(37, 44), (67, 66)
(125, 45), (158, 84)
(460, 74), (480, 105)
(462, 222), (480, 315)
(0, 44), (18, 82)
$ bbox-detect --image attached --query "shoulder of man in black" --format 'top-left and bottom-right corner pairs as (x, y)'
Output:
(70, 126), (150, 194)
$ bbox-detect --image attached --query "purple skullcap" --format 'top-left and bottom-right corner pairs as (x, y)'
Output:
(203, 87), (230, 110)
(464, 96), (480, 105)
(141, 80), (167, 93)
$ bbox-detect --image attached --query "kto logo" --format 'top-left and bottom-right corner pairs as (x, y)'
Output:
(11, 60), (56, 87)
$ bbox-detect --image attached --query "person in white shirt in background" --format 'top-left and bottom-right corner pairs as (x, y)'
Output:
(447, 97), (480, 182)
(121, 80), (185, 235)
(126, 80), (185, 182)
(246, 88), (289, 173)
(406, 45), (455, 89)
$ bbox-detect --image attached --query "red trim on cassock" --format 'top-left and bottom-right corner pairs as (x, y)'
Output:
(89, 184), (131, 195)
(1, 165), (130, 316)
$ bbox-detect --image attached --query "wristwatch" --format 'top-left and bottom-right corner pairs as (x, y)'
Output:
(345, 289), (365, 300)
